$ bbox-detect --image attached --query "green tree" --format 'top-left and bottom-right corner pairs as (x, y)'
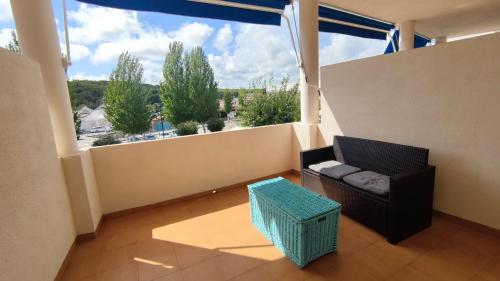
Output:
(160, 42), (192, 126)
(223, 91), (233, 115)
(161, 43), (219, 131)
(104, 52), (152, 135)
(239, 77), (300, 127)
(185, 46), (218, 132)
(68, 82), (82, 139)
(5, 30), (20, 53)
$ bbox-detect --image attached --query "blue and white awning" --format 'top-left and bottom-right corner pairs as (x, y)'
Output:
(384, 30), (431, 53)
(77, 0), (290, 26)
(319, 5), (395, 40)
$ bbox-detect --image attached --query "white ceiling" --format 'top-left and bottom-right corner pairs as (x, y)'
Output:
(320, 0), (500, 38)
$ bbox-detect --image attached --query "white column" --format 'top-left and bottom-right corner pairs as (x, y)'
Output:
(399, 20), (415, 51)
(299, 0), (319, 124)
(10, 0), (78, 156)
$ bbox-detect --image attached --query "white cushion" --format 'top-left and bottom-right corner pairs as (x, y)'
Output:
(308, 160), (342, 173)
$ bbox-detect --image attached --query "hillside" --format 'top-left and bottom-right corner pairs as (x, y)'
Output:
(68, 80), (160, 109)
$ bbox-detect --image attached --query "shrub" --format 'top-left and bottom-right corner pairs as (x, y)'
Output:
(239, 77), (300, 127)
(92, 135), (121, 147)
(207, 118), (225, 132)
(176, 121), (199, 136)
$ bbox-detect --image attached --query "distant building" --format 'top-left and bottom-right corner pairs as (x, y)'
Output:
(80, 105), (111, 133)
(232, 97), (240, 110)
(151, 116), (172, 132)
(77, 105), (92, 118)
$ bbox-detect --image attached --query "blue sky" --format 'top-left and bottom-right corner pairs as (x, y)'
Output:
(0, 0), (387, 88)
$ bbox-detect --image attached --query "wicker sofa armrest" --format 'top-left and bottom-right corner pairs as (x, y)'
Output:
(300, 146), (334, 171)
(387, 165), (436, 244)
(390, 166), (435, 184)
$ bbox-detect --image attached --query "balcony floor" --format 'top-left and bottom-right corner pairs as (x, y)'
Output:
(61, 174), (500, 281)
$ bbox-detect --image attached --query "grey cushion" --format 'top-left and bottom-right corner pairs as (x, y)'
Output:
(333, 138), (345, 163)
(343, 171), (390, 196)
(319, 164), (361, 179)
(308, 160), (342, 173)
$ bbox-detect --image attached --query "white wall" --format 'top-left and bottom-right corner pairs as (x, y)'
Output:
(62, 150), (102, 234)
(0, 49), (76, 280)
(319, 33), (500, 230)
(91, 124), (294, 214)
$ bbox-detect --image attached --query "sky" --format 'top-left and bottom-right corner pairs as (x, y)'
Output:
(0, 0), (388, 88)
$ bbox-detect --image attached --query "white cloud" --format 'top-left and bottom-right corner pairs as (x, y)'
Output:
(139, 59), (163, 84)
(92, 29), (172, 63)
(92, 22), (212, 64)
(169, 22), (214, 48)
(0, 27), (13, 46)
(60, 41), (91, 61)
(319, 34), (387, 66)
(68, 4), (142, 45)
(66, 4), (213, 85)
(70, 72), (107, 81)
(208, 24), (298, 88)
(213, 24), (233, 51)
(0, 0), (12, 22)
(70, 43), (92, 61)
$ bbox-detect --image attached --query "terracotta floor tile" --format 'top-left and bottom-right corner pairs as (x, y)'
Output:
(385, 266), (434, 281)
(305, 252), (342, 275)
(173, 242), (219, 269)
(136, 252), (179, 281)
(74, 238), (102, 259)
(60, 174), (500, 281)
(397, 228), (443, 255)
(336, 231), (373, 257)
(135, 239), (175, 259)
(263, 258), (321, 281)
(97, 263), (138, 281)
(97, 244), (137, 272)
(229, 264), (277, 281)
(340, 216), (383, 244)
(100, 229), (138, 251)
(469, 277), (490, 281)
(446, 227), (500, 257)
(81, 275), (102, 281)
(409, 241), (492, 281)
(315, 255), (381, 281)
(426, 215), (463, 240)
(180, 259), (226, 281)
(62, 250), (100, 280)
(153, 271), (185, 281)
(214, 252), (266, 279)
(476, 253), (500, 281)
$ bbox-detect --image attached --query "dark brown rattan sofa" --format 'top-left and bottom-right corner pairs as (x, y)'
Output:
(300, 136), (436, 244)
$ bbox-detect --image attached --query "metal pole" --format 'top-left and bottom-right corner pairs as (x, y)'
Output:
(62, 0), (71, 65)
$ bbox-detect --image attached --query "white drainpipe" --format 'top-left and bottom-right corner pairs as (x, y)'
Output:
(299, 0), (319, 124)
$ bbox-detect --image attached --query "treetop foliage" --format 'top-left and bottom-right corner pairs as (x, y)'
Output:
(5, 30), (20, 53)
(239, 76), (300, 127)
(104, 52), (153, 135)
(160, 42), (218, 128)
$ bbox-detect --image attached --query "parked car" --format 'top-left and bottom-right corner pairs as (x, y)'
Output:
(144, 134), (156, 141)
(127, 136), (141, 142)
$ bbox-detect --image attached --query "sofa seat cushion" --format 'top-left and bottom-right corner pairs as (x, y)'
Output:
(308, 160), (342, 173)
(319, 164), (361, 180)
(343, 171), (390, 197)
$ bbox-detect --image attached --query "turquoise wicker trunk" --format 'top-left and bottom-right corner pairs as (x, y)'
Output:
(248, 177), (341, 268)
